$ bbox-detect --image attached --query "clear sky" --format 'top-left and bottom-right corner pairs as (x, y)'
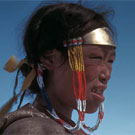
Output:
(0, 1), (135, 135)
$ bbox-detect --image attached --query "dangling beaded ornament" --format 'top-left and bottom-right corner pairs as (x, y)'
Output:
(65, 37), (104, 133)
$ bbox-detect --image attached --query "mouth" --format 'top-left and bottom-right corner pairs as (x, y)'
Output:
(91, 86), (106, 102)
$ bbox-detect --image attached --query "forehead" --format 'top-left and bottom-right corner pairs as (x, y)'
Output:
(82, 45), (116, 56)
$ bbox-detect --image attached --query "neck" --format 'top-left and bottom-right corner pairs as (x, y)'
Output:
(33, 94), (74, 126)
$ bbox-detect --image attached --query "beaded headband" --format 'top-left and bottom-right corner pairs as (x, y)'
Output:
(64, 27), (116, 47)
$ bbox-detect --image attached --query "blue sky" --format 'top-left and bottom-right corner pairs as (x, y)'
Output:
(0, 1), (135, 135)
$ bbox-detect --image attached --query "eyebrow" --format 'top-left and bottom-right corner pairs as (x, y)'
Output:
(101, 47), (116, 57)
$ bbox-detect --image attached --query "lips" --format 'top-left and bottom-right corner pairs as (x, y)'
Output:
(91, 86), (106, 102)
(92, 88), (103, 95)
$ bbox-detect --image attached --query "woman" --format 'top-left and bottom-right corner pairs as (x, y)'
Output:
(0, 2), (116, 135)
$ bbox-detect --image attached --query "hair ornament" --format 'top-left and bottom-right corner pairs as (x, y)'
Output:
(0, 56), (36, 116)
(4, 56), (26, 73)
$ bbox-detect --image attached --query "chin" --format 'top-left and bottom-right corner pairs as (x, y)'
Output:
(86, 107), (98, 114)
(85, 103), (100, 114)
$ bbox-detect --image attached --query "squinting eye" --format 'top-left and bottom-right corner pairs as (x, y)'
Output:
(89, 56), (102, 60)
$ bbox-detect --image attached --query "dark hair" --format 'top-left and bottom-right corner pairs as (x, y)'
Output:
(20, 2), (113, 94)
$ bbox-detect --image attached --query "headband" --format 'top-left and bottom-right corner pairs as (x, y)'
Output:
(64, 27), (116, 48)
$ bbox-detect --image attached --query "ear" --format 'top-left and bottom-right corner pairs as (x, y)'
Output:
(40, 49), (63, 70)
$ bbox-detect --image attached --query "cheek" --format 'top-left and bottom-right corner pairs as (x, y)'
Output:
(58, 66), (76, 100)
(84, 63), (100, 83)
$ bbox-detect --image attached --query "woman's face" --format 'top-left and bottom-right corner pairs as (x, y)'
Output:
(46, 45), (115, 114)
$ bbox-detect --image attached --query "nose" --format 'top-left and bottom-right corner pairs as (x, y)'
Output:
(99, 65), (111, 84)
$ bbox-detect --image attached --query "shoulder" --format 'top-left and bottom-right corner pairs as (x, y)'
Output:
(3, 117), (67, 135)
(1, 104), (68, 135)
